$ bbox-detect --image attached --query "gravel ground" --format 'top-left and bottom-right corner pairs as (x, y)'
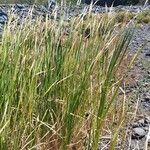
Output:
(127, 24), (150, 150)
(0, 3), (149, 149)
(129, 24), (150, 54)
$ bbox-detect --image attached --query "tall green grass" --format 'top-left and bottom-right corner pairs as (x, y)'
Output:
(0, 12), (134, 150)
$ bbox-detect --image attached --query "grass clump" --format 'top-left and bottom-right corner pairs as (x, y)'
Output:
(0, 12), (135, 150)
(114, 11), (150, 25)
(136, 11), (150, 24)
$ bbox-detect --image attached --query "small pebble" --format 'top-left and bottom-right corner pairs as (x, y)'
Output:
(144, 94), (150, 101)
(132, 127), (147, 140)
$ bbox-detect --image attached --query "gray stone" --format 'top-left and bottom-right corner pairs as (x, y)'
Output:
(132, 127), (147, 139)
(47, 0), (56, 10)
(132, 122), (140, 128)
(138, 119), (145, 125)
(144, 93), (150, 101)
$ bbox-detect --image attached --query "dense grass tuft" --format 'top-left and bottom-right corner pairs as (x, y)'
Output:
(0, 11), (135, 150)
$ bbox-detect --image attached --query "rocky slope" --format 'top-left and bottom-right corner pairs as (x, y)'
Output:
(127, 24), (150, 149)
(0, 3), (150, 29)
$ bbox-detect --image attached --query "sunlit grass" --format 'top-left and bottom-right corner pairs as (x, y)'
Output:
(0, 10), (136, 150)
